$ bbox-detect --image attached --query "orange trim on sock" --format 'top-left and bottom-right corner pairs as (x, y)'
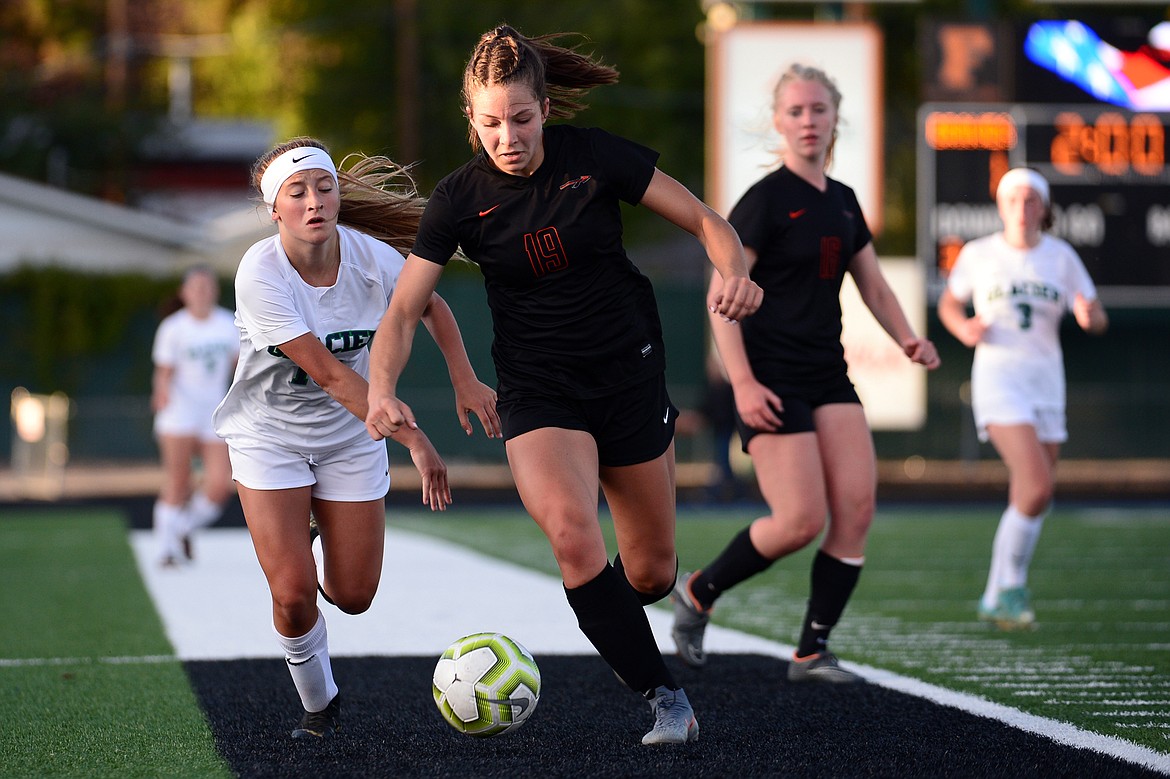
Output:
(688, 569), (713, 614)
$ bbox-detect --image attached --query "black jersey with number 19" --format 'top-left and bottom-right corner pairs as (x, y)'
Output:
(413, 125), (665, 399)
(729, 166), (873, 387)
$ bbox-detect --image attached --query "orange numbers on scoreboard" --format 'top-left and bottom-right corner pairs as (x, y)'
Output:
(1050, 112), (1165, 176)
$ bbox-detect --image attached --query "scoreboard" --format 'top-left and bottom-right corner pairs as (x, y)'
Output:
(917, 103), (1170, 301)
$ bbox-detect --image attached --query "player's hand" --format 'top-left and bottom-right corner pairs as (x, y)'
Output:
(408, 435), (452, 511)
(1073, 293), (1107, 333)
(366, 395), (417, 441)
(734, 379), (783, 432)
(708, 275), (763, 323)
(903, 337), (941, 370)
(454, 379), (501, 439)
(955, 316), (988, 348)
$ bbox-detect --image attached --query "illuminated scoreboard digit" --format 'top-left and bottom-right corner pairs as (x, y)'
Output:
(1043, 110), (1165, 179)
(917, 103), (1170, 298)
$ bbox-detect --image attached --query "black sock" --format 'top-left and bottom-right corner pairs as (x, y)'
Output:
(564, 563), (675, 697)
(613, 553), (677, 606)
(690, 526), (772, 610)
(796, 550), (862, 658)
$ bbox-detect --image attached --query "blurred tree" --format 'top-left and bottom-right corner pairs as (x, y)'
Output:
(192, 3), (286, 123)
(4, 0), (1101, 255)
(0, 0), (247, 200)
(0, 1), (706, 248)
(251, 0), (707, 247)
(0, 0), (132, 195)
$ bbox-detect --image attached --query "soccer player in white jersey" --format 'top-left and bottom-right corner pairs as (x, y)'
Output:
(213, 137), (498, 740)
(938, 167), (1108, 629)
(151, 265), (239, 566)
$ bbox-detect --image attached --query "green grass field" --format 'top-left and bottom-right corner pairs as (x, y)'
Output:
(393, 504), (1170, 754)
(0, 512), (231, 778)
(0, 503), (1166, 777)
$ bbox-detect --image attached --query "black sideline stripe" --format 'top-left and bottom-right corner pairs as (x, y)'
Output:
(184, 654), (1156, 778)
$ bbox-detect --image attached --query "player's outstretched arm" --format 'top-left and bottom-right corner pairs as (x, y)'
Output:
(851, 244), (940, 370)
(705, 260), (783, 433)
(419, 291), (501, 439)
(277, 332), (373, 419)
(639, 169), (763, 323)
(368, 254), (443, 440)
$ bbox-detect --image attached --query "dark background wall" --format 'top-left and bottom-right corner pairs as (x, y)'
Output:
(2, 267), (1165, 469)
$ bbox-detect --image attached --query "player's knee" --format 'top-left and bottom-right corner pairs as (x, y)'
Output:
(1013, 479), (1055, 516)
(628, 571), (676, 606)
(1018, 491), (1053, 518)
(845, 505), (876, 537)
(634, 577), (674, 606)
(612, 552), (675, 605)
(330, 596), (374, 616)
(543, 516), (604, 575)
(327, 592), (374, 615)
(325, 579), (378, 615)
(777, 510), (826, 548)
(271, 583), (319, 627)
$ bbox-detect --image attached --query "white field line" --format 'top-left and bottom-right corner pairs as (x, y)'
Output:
(854, 661), (1170, 774)
(988, 681), (1170, 690)
(119, 526), (1170, 774)
(0, 655), (175, 667)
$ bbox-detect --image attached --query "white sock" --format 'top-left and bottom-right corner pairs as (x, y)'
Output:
(1001, 506), (1046, 589)
(981, 507), (1013, 609)
(276, 611), (338, 713)
(153, 501), (186, 562)
(982, 505), (1046, 608)
(186, 491), (223, 533)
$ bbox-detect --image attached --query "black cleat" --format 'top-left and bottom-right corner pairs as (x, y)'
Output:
(291, 695), (340, 739)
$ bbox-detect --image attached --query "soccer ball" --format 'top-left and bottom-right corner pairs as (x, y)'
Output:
(432, 632), (541, 737)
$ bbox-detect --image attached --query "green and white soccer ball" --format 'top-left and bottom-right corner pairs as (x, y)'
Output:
(432, 632), (541, 737)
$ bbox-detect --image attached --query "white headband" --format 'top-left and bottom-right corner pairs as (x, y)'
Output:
(260, 147), (338, 214)
(996, 167), (1049, 206)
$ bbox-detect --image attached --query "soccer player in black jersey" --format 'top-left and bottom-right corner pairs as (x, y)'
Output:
(671, 64), (940, 682)
(366, 25), (762, 745)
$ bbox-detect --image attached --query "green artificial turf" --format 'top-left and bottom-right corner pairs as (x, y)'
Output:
(0, 513), (231, 778)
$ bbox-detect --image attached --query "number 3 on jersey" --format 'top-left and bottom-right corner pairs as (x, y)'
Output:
(1015, 302), (1033, 330)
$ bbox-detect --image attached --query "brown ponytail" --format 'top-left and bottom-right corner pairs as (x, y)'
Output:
(460, 25), (619, 150)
